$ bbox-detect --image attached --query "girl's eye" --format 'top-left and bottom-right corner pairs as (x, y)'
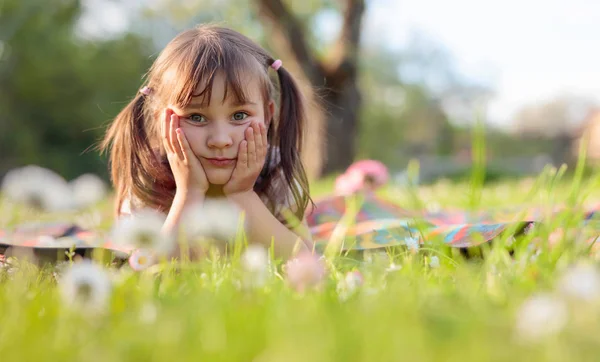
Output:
(188, 114), (206, 123)
(232, 112), (249, 121)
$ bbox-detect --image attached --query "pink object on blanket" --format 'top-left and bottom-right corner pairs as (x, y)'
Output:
(334, 160), (390, 195)
(346, 160), (389, 185)
(334, 169), (366, 195)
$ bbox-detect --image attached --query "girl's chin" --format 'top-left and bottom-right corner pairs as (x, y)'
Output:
(206, 170), (233, 185)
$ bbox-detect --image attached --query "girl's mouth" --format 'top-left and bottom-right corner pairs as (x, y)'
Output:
(205, 158), (236, 167)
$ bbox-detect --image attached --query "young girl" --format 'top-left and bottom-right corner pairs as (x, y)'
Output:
(99, 24), (313, 259)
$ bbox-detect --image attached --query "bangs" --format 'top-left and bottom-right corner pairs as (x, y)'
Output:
(162, 36), (269, 108)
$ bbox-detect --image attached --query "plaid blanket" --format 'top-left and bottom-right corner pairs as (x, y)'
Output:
(1, 195), (599, 256)
(307, 195), (600, 251)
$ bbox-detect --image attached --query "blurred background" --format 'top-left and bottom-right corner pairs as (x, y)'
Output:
(1, 0), (599, 185)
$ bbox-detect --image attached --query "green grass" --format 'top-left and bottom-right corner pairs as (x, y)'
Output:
(2, 165), (600, 361)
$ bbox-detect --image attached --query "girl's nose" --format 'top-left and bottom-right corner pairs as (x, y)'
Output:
(207, 123), (234, 149)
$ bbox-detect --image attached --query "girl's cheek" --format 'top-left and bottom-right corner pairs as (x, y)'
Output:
(182, 128), (203, 149)
(234, 126), (249, 141)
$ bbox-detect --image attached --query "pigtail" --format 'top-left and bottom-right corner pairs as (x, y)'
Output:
(272, 63), (312, 219)
(98, 91), (171, 217)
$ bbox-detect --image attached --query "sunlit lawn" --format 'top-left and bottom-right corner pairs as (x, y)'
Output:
(2, 165), (600, 361)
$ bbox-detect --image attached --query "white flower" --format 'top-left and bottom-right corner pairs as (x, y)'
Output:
(241, 244), (270, 288)
(70, 173), (107, 208)
(429, 256), (440, 269)
(386, 263), (402, 273)
(515, 294), (568, 342)
(405, 236), (420, 252)
(241, 244), (269, 273)
(111, 208), (174, 255)
(337, 270), (364, 301)
(59, 260), (112, 313)
(128, 249), (156, 271)
(183, 198), (243, 244)
(557, 263), (600, 302)
(1, 165), (76, 211)
(41, 183), (75, 212)
(363, 250), (389, 265)
(345, 270), (364, 289)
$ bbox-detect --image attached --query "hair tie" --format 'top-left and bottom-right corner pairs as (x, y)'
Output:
(140, 86), (152, 96)
(270, 59), (282, 71)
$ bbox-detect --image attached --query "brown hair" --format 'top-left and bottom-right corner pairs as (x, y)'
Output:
(98, 24), (311, 220)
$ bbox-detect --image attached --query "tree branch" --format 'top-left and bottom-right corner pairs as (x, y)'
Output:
(255, 0), (325, 85)
(326, 0), (366, 81)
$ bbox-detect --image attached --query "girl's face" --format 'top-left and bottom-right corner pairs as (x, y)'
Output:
(169, 72), (274, 185)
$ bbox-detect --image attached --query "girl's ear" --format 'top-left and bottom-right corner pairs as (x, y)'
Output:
(267, 100), (275, 127)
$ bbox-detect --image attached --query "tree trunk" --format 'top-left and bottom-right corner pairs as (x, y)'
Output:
(255, 0), (366, 177)
(321, 72), (361, 174)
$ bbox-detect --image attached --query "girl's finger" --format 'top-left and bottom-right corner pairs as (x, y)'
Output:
(246, 126), (256, 166)
(238, 140), (248, 168)
(170, 115), (184, 160)
(261, 122), (268, 149)
(175, 128), (190, 162)
(162, 110), (173, 153)
(254, 122), (264, 159)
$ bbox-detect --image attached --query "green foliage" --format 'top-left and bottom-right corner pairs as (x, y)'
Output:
(0, 0), (153, 180)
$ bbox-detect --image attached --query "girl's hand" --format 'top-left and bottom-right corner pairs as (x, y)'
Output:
(162, 108), (209, 197)
(223, 122), (267, 195)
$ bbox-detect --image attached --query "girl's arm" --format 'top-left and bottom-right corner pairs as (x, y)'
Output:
(228, 191), (311, 259)
(161, 110), (210, 234)
(161, 190), (205, 235)
(223, 122), (312, 259)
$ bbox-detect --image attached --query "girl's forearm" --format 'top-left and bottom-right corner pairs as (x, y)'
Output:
(227, 191), (310, 259)
(161, 189), (205, 235)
